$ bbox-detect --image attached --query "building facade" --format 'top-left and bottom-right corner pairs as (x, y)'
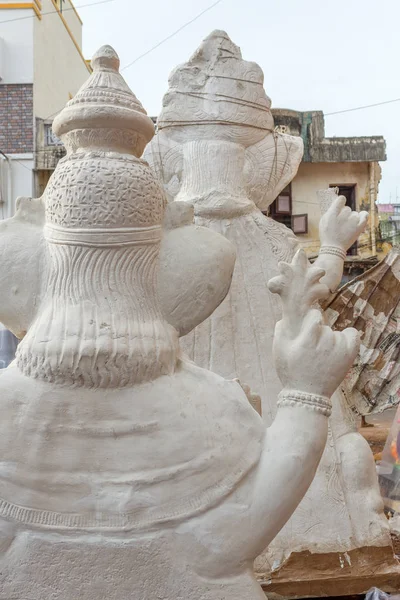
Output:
(377, 202), (400, 249)
(0, 0), (90, 365)
(270, 109), (386, 269)
(0, 0), (90, 217)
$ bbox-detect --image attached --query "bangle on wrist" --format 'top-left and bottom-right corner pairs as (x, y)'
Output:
(278, 389), (332, 417)
(319, 245), (346, 261)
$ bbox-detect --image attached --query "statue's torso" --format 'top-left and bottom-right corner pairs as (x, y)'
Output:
(0, 359), (264, 533)
(0, 359), (268, 600)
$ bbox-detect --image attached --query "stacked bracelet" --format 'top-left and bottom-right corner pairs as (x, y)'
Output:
(277, 390), (332, 417)
(319, 246), (347, 261)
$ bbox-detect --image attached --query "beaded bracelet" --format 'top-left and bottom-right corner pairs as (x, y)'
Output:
(277, 390), (332, 417)
(319, 246), (347, 261)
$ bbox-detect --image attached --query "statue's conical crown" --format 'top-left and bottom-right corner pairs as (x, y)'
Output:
(158, 30), (274, 132)
(53, 45), (154, 156)
(45, 45), (165, 237)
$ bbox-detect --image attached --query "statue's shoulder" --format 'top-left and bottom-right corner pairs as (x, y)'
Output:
(0, 359), (263, 434)
(0, 361), (28, 390)
(0, 363), (54, 407)
(175, 357), (263, 419)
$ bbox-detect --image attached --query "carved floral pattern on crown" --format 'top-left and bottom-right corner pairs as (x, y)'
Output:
(46, 46), (165, 234)
(45, 153), (165, 229)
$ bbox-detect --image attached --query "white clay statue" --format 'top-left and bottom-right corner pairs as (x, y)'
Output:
(0, 45), (359, 600)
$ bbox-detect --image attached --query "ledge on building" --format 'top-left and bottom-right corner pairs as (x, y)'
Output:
(271, 108), (386, 163)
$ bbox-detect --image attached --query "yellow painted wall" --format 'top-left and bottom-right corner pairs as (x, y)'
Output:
(58, 0), (82, 47)
(291, 161), (374, 257)
(33, 0), (89, 119)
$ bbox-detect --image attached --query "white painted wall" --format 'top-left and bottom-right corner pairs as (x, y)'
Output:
(292, 161), (372, 256)
(33, 0), (90, 118)
(0, 10), (34, 83)
(11, 155), (34, 204)
(0, 155), (34, 219)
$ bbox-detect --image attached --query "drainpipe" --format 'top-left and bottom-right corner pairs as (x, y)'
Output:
(369, 161), (377, 256)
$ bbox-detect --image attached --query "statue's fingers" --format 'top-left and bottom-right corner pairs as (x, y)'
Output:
(358, 211), (369, 231)
(309, 282), (330, 303)
(335, 327), (360, 366)
(300, 309), (323, 345)
(341, 205), (352, 218)
(273, 320), (291, 347)
(348, 211), (361, 232)
(308, 267), (326, 285)
(292, 248), (309, 270)
(268, 274), (285, 295)
(329, 195), (347, 215)
(278, 261), (293, 278)
(343, 327), (360, 358)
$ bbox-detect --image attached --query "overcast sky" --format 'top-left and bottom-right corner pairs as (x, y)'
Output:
(79, 0), (400, 203)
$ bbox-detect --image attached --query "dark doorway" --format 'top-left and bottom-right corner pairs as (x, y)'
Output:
(330, 184), (357, 256)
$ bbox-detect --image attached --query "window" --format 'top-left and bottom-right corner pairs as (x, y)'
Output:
(329, 184), (357, 255)
(45, 124), (63, 146)
(269, 184), (292, 229)
(292, 214), (308, 234)
(267, 184), (309, 234)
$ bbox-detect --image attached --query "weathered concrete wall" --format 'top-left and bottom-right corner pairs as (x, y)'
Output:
(272, 109), (386, 164)
(292, 161), (372, 256)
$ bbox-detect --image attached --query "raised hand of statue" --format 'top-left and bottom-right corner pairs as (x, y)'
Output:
(319, 195), (368, 254)
(268, 249), (328, 333)
(268, 250), (359, 398)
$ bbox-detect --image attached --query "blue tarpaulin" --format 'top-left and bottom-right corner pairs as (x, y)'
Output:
(0, 325), (18, 369)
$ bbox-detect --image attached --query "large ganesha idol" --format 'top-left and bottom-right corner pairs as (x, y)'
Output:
(145, 30), (396, 593)
(0, 45), (359, 599)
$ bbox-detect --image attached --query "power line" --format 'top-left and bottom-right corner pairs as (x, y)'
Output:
(0, 1), (115, 122)
(43, 107), (66, 121)
(121, 0), (224, 72)
(0, 0), (114, 24)
(42, 87), (400, 124)
(39, 0), (224, 120)
(3, 154), (34, 172)
(325, 97), (400, 117)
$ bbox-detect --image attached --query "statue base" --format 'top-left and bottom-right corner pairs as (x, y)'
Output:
(258, 545), (400, 598)
(0, 530), (266, 600)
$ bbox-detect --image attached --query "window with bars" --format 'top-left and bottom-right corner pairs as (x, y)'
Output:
(45, 124), (63, 146)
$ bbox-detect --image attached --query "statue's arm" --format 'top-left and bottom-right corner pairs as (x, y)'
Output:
(313, 195), (368, 292)
(0, 197), (46, 340)
(313, 253), (345, 294)
(158, 202), (236, 336)
(242, 251), (359, 554)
